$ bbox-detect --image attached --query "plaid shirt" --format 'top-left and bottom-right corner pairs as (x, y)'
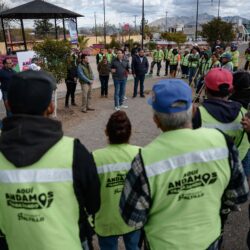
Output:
(119, 133), (249, 228)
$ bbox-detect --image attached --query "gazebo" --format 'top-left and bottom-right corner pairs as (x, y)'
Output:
(0, 0), (83, 52)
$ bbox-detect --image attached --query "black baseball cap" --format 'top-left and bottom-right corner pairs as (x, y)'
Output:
(8, 70), (56, 115)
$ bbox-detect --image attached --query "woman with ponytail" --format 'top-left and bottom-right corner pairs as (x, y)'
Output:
(92, 111), (141, 250)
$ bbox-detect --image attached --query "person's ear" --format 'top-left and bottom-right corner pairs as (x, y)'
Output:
(44, 101), (54, 116)
(153, 113), (161, 129)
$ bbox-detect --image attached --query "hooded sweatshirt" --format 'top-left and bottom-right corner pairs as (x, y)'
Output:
(0, 115), (100, 241)
(193, 99), (243, 129)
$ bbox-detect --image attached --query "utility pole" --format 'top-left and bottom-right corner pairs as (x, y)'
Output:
(195, 0), (199, 41)
(141, 0), (145, 49)
(94, 12), (97, 43)
(134, 15), (138, 30)
(103, 0), (106, 48)
(165, 11), (168, 32)
(217, 0), (221, 18)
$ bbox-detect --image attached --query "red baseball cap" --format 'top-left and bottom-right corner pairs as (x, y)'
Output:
(205, 68), (233, 92)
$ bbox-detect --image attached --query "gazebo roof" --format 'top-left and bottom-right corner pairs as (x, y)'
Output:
(0, 0), (83, 19)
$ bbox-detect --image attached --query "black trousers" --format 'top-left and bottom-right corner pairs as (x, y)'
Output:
(245, 61), (250, 70)
(99, 75), (109, 96)
(65, 80), (77, 105)
(165, 59), (170, 75)
(133, 74), (145, 97)
(150, 61), (161, 75)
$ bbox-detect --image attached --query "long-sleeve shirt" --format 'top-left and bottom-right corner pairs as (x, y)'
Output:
(77, 63), (93, 84)
(119, 132), (249, 228)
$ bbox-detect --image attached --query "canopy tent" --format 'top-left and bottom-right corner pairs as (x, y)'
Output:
(0, 0), (83, 52)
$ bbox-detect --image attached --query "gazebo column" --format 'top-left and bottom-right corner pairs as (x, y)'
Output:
(20, 19), (27, 50)
(1, 18), (8, 53)
(75, 17), (78, 35)
(62, 18), (66, 40)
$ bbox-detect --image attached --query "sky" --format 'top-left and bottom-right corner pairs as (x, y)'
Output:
(5, 0), (250, 28)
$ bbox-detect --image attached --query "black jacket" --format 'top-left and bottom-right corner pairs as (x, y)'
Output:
(0, 115), (100, 244)
(0, 67), (16, 92)
(131, 55), (149, 75)
(66, 63), (78, 82)
(111, 58), (130, 80)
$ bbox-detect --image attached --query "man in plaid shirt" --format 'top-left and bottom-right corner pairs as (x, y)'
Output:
(120, 79), (249, 250)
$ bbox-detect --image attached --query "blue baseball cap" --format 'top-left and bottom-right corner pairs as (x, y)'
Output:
(148, 79), (192, 113)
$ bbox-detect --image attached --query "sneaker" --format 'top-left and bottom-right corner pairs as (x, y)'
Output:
(120, 105), (128, 109)
(114, 106), (120, 111)
(140, 95), (145, 98)
(123, 96), (128, 100)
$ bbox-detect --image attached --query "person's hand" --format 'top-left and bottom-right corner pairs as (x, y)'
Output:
(241, 115), (250, 133)
(111, 68), (116, 73)
(133, 74), (136, 78)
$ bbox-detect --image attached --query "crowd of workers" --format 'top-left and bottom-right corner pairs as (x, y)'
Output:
(1, 40), (250, 250)
(64, 40), (250, 114)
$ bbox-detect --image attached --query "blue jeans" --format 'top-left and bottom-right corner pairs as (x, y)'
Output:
(133, 75), (145, 97)
(98, 230), (141, 250)
(114, 79), (126, 107)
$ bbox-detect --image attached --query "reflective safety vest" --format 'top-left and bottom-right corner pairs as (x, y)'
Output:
(181, 53), (189, 66)
(93, 144), (140, 236)
(169, 53), (178, 65)
(188, 53), (200, 68)
(222, 61), (234, 72)
(153, 49), (164, 62)
(0, 136), (82, 250)
(164, 48), (173, 60)
(230, 50), (239, 67)
(141, 128), (231, 250)
(211, 60), (221, 68)
(200, 105), (249, 160)
(245, 52), (250, 62)
(98, 53), (104, 62)
(106, 53), (113, 63)
(199, 58), (211, 76)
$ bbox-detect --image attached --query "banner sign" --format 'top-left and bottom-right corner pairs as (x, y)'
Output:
(68, 20), (78, 44)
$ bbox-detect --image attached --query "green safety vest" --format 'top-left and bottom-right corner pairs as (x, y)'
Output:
(245, 52), (250, 62)
(230, 50), (239, 67)
(93, 144), (139, 236)
(200, 106), (249, 160)
(189, 54), (200, 68)
(169, 53), (178, 65)
(106, 53), (113, 63)
(141, 128), (231, 250)
(199, 58), (211, 76)
(164, 48), (173, 60)
(211, 60), (221, 68)
(153, 50), (164, 62)
(181, 54), (189, 66)
(0, 136), (82, 250)
(98, 53), (104, 62)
